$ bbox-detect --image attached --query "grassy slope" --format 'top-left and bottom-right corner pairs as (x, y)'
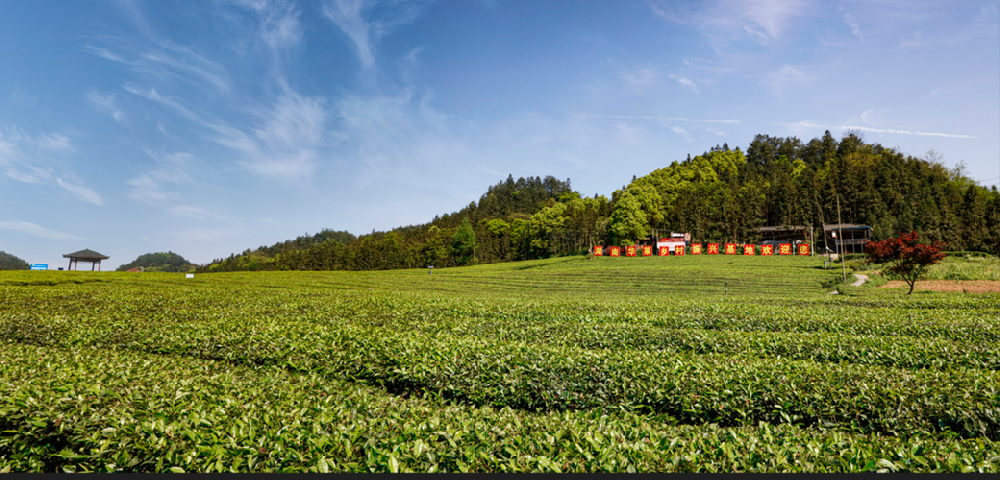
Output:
(1, 255), (999, 472)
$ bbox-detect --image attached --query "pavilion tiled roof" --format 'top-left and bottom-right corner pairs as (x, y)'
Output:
(63, 249), (110, 260)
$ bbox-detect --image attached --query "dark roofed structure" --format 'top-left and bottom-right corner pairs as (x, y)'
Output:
(822, 224), (872, 255)
(63, 249), (110, 271)
(758, 225), (814, 256)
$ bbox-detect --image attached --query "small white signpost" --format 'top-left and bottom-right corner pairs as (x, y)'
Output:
(186, 274), (194, 279)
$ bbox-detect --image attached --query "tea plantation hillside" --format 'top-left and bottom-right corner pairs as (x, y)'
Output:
(1, 255), (998, 472)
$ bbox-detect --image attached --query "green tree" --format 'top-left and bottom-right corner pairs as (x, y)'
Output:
(608, 192), (648, 245)
(451, 217), (477, 265)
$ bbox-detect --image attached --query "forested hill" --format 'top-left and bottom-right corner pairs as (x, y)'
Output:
(0, 251), (30, 270)
(116, 251), (194, 273)
(198, 131), (1000, 273)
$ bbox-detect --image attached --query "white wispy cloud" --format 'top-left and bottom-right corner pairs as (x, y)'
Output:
(216, 91), (327, 180)
(588, 114), (741, 124)
(840, 125), (977, 139)
(842, 12), (863, 42)
(35, 133), (73, 153)
(125, 150), (236, 220)
(668, 74), (700, 94)
(322, 0), (433, 71)
(561, 154), (590, 169)
(741, 0), (805, 41)
(670, 126), (693, 142)
(9, 82), (38, 107)
(0, 220), (83, 240)
(780, 120), (977, 139)
(122, 84), (201, 121)
(619, 68), (659, 94)
(86, 90), (126, 123)
(764, 64), (806, 96)
(4, 166), (52, 184)
(656, 0), (809, 49)
(1, 128), (102, 205)
(237, 0), (303, 50)
(84, 40), (229, 93)
(56, 178), (104, 206)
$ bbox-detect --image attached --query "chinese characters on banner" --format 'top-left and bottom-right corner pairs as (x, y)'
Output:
(595, 241), (808, 257)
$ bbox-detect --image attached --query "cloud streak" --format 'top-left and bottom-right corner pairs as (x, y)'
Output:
(56, 178), (105, 206)
(589, 114), (740, 124)
(781, 120), (977, 139)
(0, 220), (83, 240)
(0, 127), (102, 205)
(669, 74), (700, 94)
(322, 0), (433, 71)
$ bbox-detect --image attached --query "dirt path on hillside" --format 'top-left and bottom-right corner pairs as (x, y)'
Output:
(830, 274), (868, 294)
(879, 280), (1000, 293)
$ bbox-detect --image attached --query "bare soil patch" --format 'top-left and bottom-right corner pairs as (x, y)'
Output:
(879, 280), (1000, 293)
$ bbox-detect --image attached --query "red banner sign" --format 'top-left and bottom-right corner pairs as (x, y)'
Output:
(593, 245), (603, 256)
(610, 246), (620, 257)
(798, 244), (810, 256)
(626, 245), (637, 257)
(725, 243), (737, 255)
(691, 244), (702, 255)
(642, 245), (653, 256)
(779, 243), (792, 255)
(707, 243), (719, 254)
(658, 246), (669, 256)
(761, 245), (774, 256)
(674, 245), (685, 256)
(743, 244), (755, 255)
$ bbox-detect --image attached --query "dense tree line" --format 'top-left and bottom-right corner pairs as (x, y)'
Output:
(198, 132), (1000, 273)
(116, 251), (194, 272)
(0, 251), (30, 270)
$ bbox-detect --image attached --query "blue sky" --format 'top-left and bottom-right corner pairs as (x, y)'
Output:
(2, 0), (998, 269)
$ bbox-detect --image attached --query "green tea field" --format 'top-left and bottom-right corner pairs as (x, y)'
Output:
(2, 255), (999, 472)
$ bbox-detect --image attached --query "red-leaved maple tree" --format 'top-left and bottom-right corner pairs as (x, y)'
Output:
(864, 231), (946, 294)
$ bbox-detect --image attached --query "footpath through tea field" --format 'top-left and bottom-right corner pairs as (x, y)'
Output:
(2, 255), (998, 472)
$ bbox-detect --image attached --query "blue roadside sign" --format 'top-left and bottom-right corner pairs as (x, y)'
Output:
(29, 264), (48, 270)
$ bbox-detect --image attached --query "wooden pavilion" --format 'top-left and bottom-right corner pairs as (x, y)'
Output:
(63, 249), (110, 271)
